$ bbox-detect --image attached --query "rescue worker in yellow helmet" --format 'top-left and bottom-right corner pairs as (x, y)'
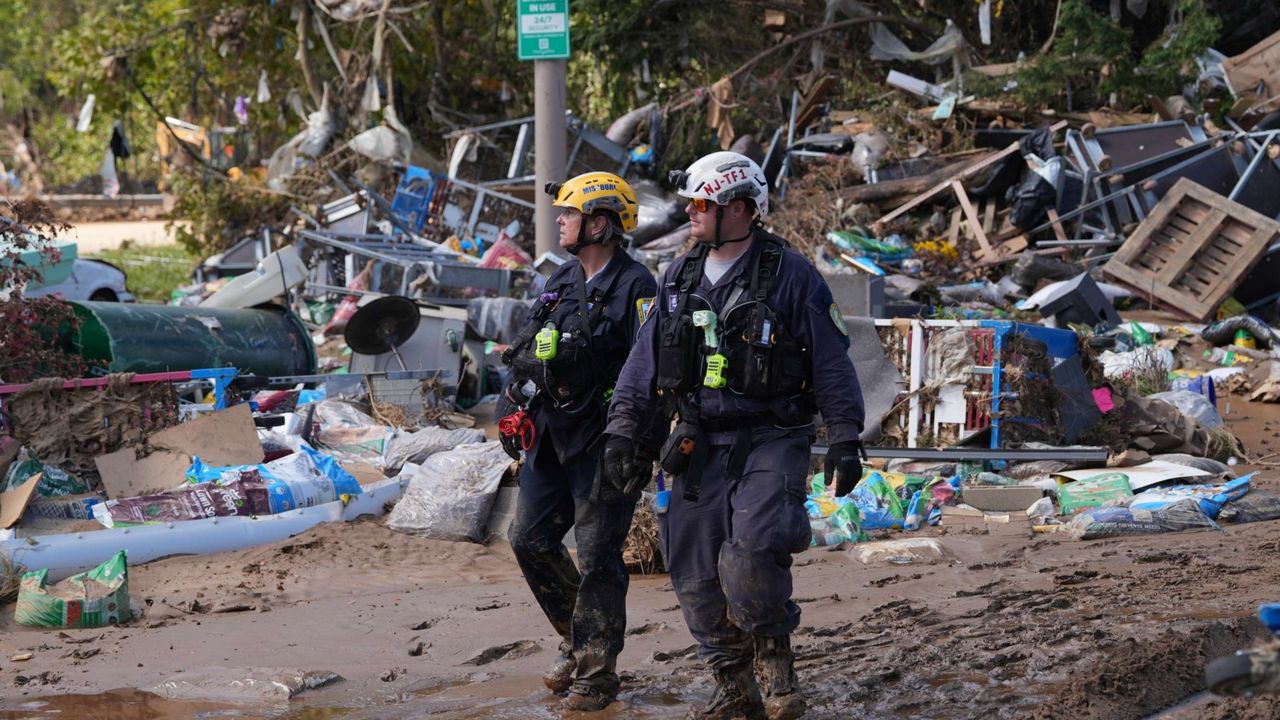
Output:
(499, 171), (658, 711)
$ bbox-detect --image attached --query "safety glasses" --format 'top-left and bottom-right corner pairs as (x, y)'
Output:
(689, 197), (711, 213)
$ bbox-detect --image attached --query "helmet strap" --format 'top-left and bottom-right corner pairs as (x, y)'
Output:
(565, 214), (606, 256)
(703, 205), (752, 250)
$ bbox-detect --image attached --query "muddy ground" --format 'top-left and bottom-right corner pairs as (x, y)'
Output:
(1, 408), (1280, 719)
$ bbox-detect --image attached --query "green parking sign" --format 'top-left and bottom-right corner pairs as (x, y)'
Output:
(517, 0), (570, 60)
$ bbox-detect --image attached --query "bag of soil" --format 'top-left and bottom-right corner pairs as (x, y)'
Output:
(92, 473), (271, 528)
(1219, 491), (1280, 524)
(1067, 498), (1218, 540)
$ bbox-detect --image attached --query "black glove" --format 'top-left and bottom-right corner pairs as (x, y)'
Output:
(499, 431), (523, 462)
(602, 435), (638, 493)
(823, 440), (865, 497)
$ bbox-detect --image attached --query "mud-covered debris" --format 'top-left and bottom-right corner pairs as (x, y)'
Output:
(461, 640), (540, 666)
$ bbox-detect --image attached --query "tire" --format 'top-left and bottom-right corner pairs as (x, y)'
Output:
(1206, 652), (1257, 697)
(89, 289), (118, 302)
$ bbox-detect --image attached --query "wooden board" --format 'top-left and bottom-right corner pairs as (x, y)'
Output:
(1222, 29), (1280, 113)
(873, 121), (1067, 230)
(1101, 178), (1280, 322)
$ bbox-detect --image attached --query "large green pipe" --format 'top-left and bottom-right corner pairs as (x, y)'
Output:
(67, 301), (317, 377)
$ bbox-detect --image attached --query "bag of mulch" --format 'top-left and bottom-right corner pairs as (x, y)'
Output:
(1219, 491), (1280, 524)
(15, 550), (130, 628)
(387, 442), (512, 543)
(92, 473), (271, 528)
(1067, 498), (1219, 540)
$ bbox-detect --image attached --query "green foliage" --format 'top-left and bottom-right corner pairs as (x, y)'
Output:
(166, 170), (292, 257)
(0, 200), (89, 382)
(1014, 0), (1135, 110)
(1136, 0), (1221, 99)
(87, 242), (198, 303)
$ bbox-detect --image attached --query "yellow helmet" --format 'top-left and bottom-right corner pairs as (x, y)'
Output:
(544, 172), (639, 233)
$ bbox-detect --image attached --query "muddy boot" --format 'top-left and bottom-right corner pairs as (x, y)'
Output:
(753, 634), (805, 720)
(543, 640), (576, 693)
(686, 664), (767, 720)
(559, 679), (618, 712)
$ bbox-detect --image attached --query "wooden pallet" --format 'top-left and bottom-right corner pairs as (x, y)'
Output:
(1101, 178), (1280, 322)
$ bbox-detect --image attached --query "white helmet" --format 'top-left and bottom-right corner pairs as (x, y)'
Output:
(669, 151), (770, 217)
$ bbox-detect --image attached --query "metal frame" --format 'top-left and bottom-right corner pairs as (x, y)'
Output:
(1064, 121), (1208, 238)
(296, 230), (525, 305)
(444, 111), (631, 186)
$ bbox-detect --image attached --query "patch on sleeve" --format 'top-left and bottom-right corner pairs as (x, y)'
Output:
(829, 304), (848, 335)
(636, 297), (656, 325)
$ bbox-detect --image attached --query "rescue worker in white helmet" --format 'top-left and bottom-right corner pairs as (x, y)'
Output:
(602, 152), (866, 720)
(498, 171), (658, 712)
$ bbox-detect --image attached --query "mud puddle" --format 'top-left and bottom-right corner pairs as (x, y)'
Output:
(7, 676), (698, 720)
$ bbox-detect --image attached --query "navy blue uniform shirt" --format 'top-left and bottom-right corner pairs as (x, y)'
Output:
(517, 248), (657, 463)
(606, 229), (865, 452)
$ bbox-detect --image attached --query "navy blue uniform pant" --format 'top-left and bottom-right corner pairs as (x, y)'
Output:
(658, 433), (812, 670)
(508, 432), (637, 689)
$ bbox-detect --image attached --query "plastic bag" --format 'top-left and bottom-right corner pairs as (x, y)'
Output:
(15, 550), (130, 629)
(1067, 498), (1218, 540)
(1148, 390), (1224, 429)
(1007, 158), (1061, 230)
(1099, 346), (1176, 380)
(387, 442), (511, 543)
(2, 448), (90, 497)
(93, 474), (271, 528)
(1129, 475), (1251, 518)
(186, 445), (363, 514)
(826, 229), (912, 264)
(849, 471), (905, 530)
(314, 426), (395, 466)
(466, 297), (535, 344)
(810, 503), (866, 547)
(347, 125), (409, 163)
(313, 400), (378, 431)
(1219, 492), (1280, 524)
(1150, 453), (1230, 477)
(1057, 473), (1134, 514)
(1201, 315), (1276, 350)
(383, 426), (487, 474)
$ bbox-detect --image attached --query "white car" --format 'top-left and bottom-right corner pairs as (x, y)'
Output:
(25, 258), (136, 302)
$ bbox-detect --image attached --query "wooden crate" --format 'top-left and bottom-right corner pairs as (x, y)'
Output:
(1101, 178), (1280, 322)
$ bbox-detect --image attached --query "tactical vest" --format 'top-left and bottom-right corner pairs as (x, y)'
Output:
(503, 266), (622, 417)
(655, 233), (810, 413)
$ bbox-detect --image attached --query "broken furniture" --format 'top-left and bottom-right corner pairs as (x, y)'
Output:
(1064, 120), (1210, 237)
(1101, 178), (1280, 322)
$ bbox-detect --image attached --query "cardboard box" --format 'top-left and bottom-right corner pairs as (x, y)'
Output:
(961, 485), (1045, 512)
(94, 404), (264, 499)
